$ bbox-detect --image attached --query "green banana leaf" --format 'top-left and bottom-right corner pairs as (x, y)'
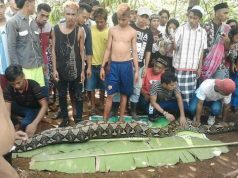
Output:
(15, 131), (229, 173)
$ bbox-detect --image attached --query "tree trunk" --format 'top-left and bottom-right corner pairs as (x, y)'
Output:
(188, 0), (200, 7)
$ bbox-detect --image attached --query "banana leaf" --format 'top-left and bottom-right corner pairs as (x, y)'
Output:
(15, 131), (229, 173)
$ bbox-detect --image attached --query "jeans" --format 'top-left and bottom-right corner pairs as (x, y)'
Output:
(57, 78), (83, 121)
(148, 99), (189, 119)
(189, 96), (222, 116)
(138, 94), (150, 114)
(12, 102), (39, 130)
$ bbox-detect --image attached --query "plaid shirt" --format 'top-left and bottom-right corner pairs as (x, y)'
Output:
(173, 23), (207, 71)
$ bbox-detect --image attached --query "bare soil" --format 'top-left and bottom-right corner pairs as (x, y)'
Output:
(13, 101), (238, 178)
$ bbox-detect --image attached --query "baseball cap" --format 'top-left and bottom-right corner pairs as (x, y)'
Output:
(215, 78), (235, 95)
(137, 7), (152, 17)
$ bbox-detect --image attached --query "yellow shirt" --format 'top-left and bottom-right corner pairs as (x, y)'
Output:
(91, 25), (109, 65)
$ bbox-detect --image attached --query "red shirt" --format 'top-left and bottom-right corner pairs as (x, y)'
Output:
(142, 68), (162, 95)
(38, 22), (51, 64)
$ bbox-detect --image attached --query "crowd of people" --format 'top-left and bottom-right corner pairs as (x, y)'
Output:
(0, 0), (238, 177)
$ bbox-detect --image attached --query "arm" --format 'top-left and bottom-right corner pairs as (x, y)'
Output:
(143, 31), (153, 77)
(78, 27), (85, 82)
(175, 91), (186, 127)
(194, 99), (204, 126)
(100, 28), (113, 80)
(6, 20), (19, 64)
(51, 30), (59, 81)
(197, 49), (204, 77)
(132, 30), (139, 83)
(25, 98), (48, 137)
(150, 94), (175, 121)
(222, 103), (230, 122)
(85, 27), (93, 78)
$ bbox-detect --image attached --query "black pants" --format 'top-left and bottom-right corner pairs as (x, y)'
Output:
(57, 78), (83, 121)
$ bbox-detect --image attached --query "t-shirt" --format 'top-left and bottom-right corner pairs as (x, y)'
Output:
(4, 79), (45, 108)
(131, 23), (153, 67)
(150, 81), (180, 101)
(91, 25), (109, 65)
(142, 68), (162, 95)
(195, 79), (231, 104)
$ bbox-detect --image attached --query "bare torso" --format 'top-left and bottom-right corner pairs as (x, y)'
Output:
(110, 25), (136, 61)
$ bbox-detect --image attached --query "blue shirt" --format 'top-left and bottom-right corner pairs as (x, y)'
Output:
(0, 25), (9, 75)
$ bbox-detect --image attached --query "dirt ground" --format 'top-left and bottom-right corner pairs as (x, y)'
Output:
(12, 101), (238, 178)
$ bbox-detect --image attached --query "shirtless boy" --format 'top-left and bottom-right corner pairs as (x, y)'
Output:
(100, 3), (139, 122)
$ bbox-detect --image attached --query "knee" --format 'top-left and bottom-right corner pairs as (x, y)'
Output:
(211, 103), (222, 116)
(189, 97), (198, 116)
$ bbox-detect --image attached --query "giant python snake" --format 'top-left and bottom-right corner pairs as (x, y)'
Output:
(14, 120), (238, 152)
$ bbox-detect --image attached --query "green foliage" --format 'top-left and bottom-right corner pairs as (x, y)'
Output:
(49, 4), (63, 25)
(15, 132), (229, 173)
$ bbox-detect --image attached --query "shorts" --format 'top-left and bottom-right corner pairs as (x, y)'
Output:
(106, 60), (133, 96)
(23, 67), (45, 87)
(85, 65), (105, 91)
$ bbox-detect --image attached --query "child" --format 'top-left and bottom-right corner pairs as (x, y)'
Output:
(100, 3), (139, 122)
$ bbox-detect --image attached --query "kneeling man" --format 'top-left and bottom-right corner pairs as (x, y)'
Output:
(148, 71), (187, 127)
(190, 78), (235, 127)
(4, 65), (48, 137)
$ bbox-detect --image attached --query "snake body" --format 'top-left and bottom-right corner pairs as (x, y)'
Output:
(14, 120), (238, 152)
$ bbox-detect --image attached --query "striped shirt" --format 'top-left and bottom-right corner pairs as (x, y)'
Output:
(173, 23), (207, 71)
(150, 81), (180, 101)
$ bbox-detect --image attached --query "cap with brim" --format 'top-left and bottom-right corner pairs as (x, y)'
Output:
(214, 2), (228, 11)
(137, 7), (152, 17)
(215, 78), (235, 95)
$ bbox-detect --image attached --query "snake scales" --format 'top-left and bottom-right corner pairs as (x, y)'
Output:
(14, 120), (238, 152)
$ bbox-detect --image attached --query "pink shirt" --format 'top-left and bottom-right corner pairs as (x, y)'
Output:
(142, 68), (162, 95)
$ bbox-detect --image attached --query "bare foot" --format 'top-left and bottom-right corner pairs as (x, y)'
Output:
(103, 118), (107, 123)
(118, 118), (125, 123)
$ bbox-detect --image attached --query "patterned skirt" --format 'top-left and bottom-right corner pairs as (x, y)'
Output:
(175, 70), (197, 105)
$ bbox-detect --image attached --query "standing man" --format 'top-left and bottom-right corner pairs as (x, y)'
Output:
(52, 1), (85, 127)
(173, 6), (207, 105)
(129, 7), (153, 119)
(0, 0), (10, 90)
(35, 3), (52, 98)
(6, 0), (45, 88)
(86, 7), (108, 115)
(5, 0), (18, 21)
(100, 3), (138, 122)
(203, 2), (230, 79)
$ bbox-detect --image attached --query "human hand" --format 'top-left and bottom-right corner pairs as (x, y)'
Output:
(15, 131), (28, 141)
(100, 68), (105, 81)
(86, 67), (92, 78)
(192, 119), (201, 127)
(179, 116), (187, 128)
(25, 123), (37, 137)
(134, 70), (139, 83)
(165, 113), (175, 122)
(142, 68), (147, 78)
(53, 70), (59, 82)
(81, 72), (85, 83)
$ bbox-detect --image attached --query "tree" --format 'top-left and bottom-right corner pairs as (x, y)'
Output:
(188, 0), (200, 7)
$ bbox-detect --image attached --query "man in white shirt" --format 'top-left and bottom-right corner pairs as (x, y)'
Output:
(189, 78), (235, 127)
